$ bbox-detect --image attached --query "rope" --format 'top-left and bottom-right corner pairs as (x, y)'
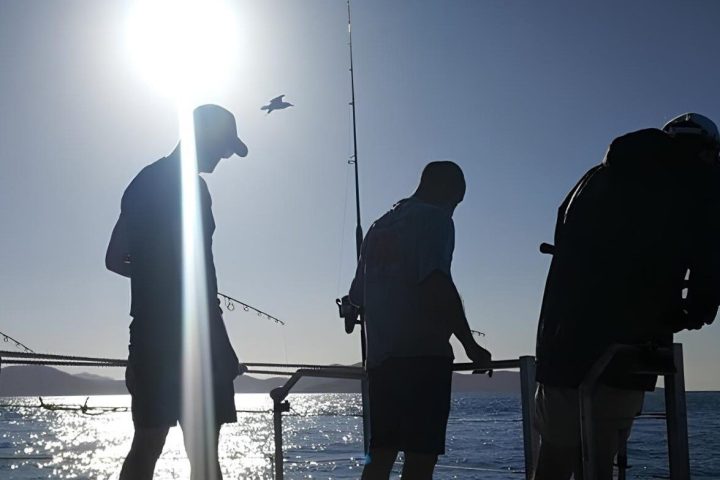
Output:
(244, 362), (360, 370)
(0, 350), (126, 363)
(1, 360), (125, 368)
(0, 352), (357, 369)
(0, 350), (504, 373)
(0, 351), (362, 377)
(245, 369), (296, 376)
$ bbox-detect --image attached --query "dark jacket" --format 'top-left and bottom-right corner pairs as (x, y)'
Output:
(536, 129), (720, 390)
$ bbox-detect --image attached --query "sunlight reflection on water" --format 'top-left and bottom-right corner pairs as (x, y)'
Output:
(3, 392), (717, 479)
(0, 394), (364, 480)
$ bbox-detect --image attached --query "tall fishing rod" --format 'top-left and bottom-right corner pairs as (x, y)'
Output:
(348, 0), (362, 260)
(345, 0), (372, 456)
(345, 0), (368, 367)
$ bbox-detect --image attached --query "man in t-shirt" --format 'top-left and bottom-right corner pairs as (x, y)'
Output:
(534, 113), (720, 479)
(106, 104), (248, 480)
(348, 161), (492, 480)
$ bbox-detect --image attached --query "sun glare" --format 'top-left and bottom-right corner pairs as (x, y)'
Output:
(126, 0), (239, 99)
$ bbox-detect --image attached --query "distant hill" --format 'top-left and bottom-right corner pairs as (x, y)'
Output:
(0, 365), (521, 397)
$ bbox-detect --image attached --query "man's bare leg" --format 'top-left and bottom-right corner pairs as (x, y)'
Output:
(119, 426), (170, 480)
(183, 423), (223, 480)
(401, 452), (438, 480)
(361, 448), (398, 480)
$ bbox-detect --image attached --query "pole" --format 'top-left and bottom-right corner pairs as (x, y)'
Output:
(665, 343), (690, 479)
(273, 398), (289, 480)
(519, 356), (538, 480)
(347, 0), (370, 455)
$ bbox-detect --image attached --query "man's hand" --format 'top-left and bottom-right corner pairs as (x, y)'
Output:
(464, 341), (492, 369)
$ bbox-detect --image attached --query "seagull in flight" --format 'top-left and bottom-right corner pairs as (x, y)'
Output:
(261, 95), (294, 114)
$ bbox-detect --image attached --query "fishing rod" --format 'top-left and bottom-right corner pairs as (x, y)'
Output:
(217, 292), (285, 326)
(343, 0), (368, 364)
(348, 0), (363, 261)
(0, 330), (34, 353)
(343, 0), (372, 456)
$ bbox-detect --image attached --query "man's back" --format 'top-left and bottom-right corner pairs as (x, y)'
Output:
(537, 128), (720, 389)
(351, 197), (455, 368)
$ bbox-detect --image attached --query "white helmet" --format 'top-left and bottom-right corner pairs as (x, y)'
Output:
(663, 112), (720, 148)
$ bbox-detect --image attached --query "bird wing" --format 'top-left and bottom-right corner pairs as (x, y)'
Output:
(271, 94), (285, 102)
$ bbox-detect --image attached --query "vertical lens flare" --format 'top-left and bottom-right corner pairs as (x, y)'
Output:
(179, 101), (218, 480)
(127, 1), (239, 477)
(126, 1), (240, 475)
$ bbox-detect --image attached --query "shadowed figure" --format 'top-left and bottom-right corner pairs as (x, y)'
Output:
(260, 94), (293, 114)
(533, 113), (720, 480)
(106, 104), (248, 480)
(346, 161), (492, 480)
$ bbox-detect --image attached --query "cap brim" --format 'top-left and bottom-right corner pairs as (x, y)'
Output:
(231, 137), (248, 157)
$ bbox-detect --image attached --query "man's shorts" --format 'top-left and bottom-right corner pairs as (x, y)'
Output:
(368, 356), (453, 455)
(535, 383), (644, 453)
(126, 353), (237, 429)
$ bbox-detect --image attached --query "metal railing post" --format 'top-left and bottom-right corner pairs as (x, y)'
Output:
(269, 368), (366, 479)
(361, 374), (370, 454)
(579, 343), (688, 480)
(272, 398), (290, 480)
(665, 343), (690, 480)
(519, 355), (538, 480)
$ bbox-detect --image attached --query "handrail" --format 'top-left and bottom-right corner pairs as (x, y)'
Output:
(269, 358), (539, 480)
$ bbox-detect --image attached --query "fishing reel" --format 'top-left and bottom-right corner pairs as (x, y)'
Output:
(336, 295), (362, 334)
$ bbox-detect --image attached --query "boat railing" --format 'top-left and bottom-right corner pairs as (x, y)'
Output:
(579, 342), (689, 480)
(269, 357), (540, 480)
(0, 345), (691, 479)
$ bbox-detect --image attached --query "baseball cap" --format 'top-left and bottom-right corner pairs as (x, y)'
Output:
(662, 112), (720, 149)
(193, 104), (248, 157)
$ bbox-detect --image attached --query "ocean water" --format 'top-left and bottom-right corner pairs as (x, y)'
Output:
(0, 392), (718, 479)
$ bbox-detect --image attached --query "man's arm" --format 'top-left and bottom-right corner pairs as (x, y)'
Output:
(420, 269), (491, 367)
(105, 213), (132, 278)
(678, 169), (720, 331)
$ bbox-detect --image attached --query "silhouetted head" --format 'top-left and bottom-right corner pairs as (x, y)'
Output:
(663, 112), (720, 165)
(412, 161), (466, 214)
(192, 104), (248, 173)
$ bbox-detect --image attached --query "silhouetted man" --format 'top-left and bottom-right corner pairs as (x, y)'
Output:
(534, 113), (720, 479)
(106, 104), (248, 480)
(348, 161), (492, 480)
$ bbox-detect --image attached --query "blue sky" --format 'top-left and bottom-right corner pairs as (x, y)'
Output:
(1, 0), (719, 389)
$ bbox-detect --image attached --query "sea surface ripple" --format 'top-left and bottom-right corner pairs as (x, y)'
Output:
(0, 392), (717, 479)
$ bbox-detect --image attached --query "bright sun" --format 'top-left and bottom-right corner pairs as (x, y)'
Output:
(125, 0), (239, 100)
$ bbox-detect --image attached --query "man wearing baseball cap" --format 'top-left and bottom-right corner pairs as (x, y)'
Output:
(106, 104), (247, 479)
(533, 113), (720, 479)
